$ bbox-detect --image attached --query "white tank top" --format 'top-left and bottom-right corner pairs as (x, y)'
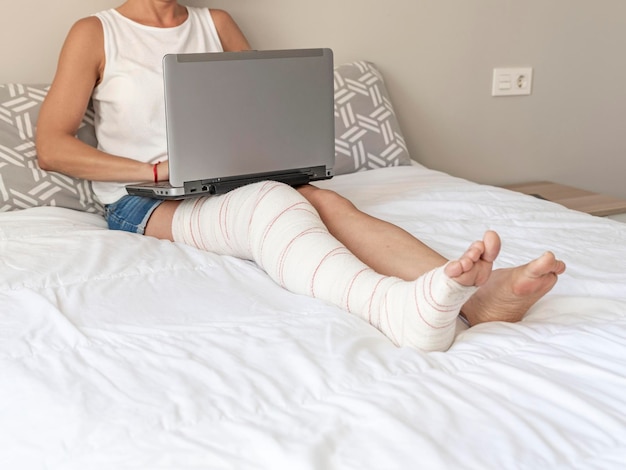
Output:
(91, 7), (223, 204)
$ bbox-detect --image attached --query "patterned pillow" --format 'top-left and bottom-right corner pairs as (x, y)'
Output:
(0, 66), (408, 214)
(334, 61), (411, 175)
(0, 83), (103, 214)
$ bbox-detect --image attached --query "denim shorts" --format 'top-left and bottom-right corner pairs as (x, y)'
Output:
(104, 195), (163, 234)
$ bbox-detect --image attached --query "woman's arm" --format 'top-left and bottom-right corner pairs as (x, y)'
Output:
(37, 10), (251, 183)
(36, 17), (154, 182)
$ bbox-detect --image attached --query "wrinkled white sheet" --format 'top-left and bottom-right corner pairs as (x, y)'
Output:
(2, 165), (625, 469)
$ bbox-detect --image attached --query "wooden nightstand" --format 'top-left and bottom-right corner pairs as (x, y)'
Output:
(502, 181), (626, 217)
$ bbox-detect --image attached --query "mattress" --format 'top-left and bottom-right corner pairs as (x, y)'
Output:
(2, 164), (625, 469)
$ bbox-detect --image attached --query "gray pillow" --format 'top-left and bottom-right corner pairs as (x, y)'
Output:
(334, 61), (411, 175)
(0, 83), (103, 214)
(0, 67), (409, 214)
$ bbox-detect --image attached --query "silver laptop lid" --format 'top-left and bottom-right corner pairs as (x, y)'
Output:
(163, 48), (335, 188)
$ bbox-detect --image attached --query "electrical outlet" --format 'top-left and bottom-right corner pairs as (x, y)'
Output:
(492, 67), (533, 96)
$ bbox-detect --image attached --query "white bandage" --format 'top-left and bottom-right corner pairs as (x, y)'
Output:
(172, 181), (477, 351)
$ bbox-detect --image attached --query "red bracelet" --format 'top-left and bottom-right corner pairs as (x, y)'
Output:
(153, 162), (160, 183)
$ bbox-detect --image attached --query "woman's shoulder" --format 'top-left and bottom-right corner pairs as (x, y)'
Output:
(66, 15), (104, 43)
(208, 9), (236, 26)
(56, 15), (105, 83)
(206, 9), (250, 51)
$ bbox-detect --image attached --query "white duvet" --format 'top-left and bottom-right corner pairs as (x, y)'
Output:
(2, 165), (626, 469)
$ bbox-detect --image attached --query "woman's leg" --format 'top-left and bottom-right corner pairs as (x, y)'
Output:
(297, 185), (445, 280)
(167, 181), (496, 351)
(297, 185), (566, 325)
(144, 184), (565, 331)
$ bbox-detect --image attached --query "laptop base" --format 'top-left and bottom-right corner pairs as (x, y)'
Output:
(126, 166), (333, 200)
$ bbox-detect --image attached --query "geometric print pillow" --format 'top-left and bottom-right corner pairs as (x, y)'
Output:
(334, 61), (411, 175)
(0, 83), (103, 214)
(0, 66), (410, 214)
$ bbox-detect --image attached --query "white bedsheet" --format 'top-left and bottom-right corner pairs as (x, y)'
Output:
(2, 165), (625, 469)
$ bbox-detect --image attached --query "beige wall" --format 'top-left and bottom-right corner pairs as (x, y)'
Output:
(3, 0), (626, 198)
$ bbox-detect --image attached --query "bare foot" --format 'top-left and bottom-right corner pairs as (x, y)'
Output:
(461, 251), (566, 325)
(444, 230), (500, 287)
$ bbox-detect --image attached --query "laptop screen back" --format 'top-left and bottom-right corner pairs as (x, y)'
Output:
(163, 48), (335, 187)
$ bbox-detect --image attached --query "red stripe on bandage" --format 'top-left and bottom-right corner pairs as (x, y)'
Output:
(310, 247), (351, 297)
(344, 268), (370, 312)
(414, 271), (458, 329)
(276, 227), (327, 286)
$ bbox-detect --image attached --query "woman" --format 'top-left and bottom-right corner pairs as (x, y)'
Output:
(36, 1), (566, 351)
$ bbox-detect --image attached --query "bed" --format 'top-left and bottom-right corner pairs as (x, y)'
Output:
(2, 63), (626, 469)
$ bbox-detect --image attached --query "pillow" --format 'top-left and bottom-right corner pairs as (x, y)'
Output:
(0, 83), (103, 214)
(0, 67), (408, 214)
(333, 61), (411, 175)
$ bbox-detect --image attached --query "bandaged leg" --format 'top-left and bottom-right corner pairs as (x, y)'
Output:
(172, 181), (478, 351)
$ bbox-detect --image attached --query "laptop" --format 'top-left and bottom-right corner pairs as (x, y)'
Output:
(126, 48), (335, 199)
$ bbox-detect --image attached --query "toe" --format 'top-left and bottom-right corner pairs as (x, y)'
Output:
(482, 231), (501, 262)
(444, 260), (464, 278)
(527, 252), (566, 278)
